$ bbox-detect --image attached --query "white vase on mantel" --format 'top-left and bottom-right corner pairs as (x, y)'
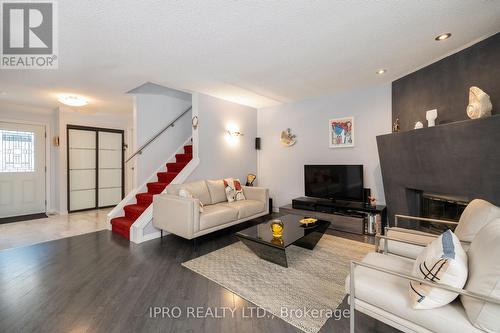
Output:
(426, 109), (437, 127)
(414, 121), (424, 129)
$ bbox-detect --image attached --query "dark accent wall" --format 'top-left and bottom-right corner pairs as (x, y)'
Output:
(392, 33), (500, 132)
(377, 115), (500, 226)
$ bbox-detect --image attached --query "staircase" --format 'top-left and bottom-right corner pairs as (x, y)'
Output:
(110, 144), (193, 239)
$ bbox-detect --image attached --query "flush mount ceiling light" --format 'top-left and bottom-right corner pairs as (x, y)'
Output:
(57, 94), (89, 107)
(376, 69), (387, 75)
(435, 33), (452, 41)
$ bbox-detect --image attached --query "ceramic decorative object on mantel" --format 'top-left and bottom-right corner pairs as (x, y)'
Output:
(414, 121), (424, 129)
(467, 86), (492, 119)
(392, 118), (400, 132)
(280, 128), (296, 147)
(426, 109), (438, 127)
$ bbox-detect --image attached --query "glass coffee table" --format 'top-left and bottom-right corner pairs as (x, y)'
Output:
(236, 214), (330, 267)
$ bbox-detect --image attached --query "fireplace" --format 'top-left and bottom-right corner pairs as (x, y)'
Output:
(421, 192), (468, 221)
(377, 115), (500, 228)
(419, 192), (468, 233)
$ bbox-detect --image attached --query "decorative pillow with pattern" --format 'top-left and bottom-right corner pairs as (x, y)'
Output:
(223, 178), (246, 202)
(409, 229), (468, 309)
(179, 188), (204, 212)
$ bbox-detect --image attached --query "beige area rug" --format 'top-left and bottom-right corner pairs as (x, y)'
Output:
(182, 235), (374, 333)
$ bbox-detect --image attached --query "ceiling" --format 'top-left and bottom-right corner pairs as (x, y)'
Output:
(0, 1), (499, 114)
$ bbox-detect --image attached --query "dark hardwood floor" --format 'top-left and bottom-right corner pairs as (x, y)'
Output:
(0, 214), (399, 333)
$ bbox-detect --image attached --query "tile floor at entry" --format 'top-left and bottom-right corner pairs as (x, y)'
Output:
(0, 209), (110, 251)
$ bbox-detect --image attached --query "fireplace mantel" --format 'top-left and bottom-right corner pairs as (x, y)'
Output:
(377, 114), (500, 226)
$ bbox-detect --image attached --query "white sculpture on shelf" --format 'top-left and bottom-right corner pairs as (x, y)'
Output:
(414, 121), (424, 129)
(466, 86), (492, 119)
(426, 109), (438, 127)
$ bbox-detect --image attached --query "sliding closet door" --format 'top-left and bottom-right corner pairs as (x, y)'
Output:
(68, 126), (124, 213)
(98, 131), (123, 207)
(68, 129), (96, 211)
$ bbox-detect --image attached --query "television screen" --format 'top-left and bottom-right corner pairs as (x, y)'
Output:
(304, 165), (363, 201)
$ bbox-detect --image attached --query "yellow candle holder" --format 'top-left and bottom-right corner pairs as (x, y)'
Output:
(270, 219), (284, 238)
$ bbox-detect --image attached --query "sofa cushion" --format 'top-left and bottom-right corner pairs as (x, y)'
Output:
(410, 230), (468, 309)
(178, 188), (204, 212)
(454, 199), (500, 242)
(461, 219), (500, 332)
(206, 179), (227, 204)
(219, 200), (265, 219)
(168, 182), (211, 206)
(346, 252), (482, 333)
(199, 204), (239, 231)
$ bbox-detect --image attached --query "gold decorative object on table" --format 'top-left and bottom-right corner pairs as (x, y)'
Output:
(270, 219), (284, 238)
(299, 217), (318, 226)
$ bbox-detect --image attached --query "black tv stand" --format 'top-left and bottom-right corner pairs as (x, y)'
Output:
(282, 197), (387, 235)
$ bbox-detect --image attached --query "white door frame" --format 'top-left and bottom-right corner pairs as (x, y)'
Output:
(0, 118), (51, 214)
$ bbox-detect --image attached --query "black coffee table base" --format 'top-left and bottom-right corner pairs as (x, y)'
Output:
(236, 218), (330, 268)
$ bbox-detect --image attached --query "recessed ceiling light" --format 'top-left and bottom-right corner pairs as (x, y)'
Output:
(376, 69), (387, 75)
(435, 33), (452, 41)
(57, 94), (89, 107)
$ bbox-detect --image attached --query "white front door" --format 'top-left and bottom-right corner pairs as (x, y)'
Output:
(0, 122), (46, 218)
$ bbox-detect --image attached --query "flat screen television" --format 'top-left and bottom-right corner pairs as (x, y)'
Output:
(304, 165), (364, 201)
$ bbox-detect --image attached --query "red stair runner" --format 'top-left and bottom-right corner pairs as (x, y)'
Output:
(110, 145), (192, 240)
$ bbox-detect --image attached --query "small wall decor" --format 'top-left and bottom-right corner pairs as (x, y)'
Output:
(329, 117), (354, 148)
(192, 116), (199, 129)
(414, 121), (424, 129)
(280, 128), (296, 147)
(466, 86), (492, 119)
(426, 109), (438, 127)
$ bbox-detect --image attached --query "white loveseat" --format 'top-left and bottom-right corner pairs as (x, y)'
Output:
(153, 179), (269, 239)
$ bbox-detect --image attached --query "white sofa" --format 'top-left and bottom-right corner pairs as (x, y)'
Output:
(347, 217), (500, 333)
(153, 179), (269, 239)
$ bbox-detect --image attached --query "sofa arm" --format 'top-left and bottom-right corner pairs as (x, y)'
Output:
(153, 193), (199, 240)
(242, 186), (269, 208)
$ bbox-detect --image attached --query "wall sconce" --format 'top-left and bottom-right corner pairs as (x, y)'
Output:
(225, 130), (244, 137)
(225, 124), (243, 145)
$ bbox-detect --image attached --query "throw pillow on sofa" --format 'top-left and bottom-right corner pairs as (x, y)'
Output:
(409, 229), (468, 309)
(223, 178), (246, 203)
(179, 188), (204, 212)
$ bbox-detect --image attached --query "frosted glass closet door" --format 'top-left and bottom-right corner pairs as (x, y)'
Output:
(68, 129), (96, 211)
(98, 131), (123, 207)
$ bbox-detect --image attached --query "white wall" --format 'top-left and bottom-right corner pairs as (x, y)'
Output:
(257, 83), (391, 211)
(133, 94), (192, 185)
(58, 108), (133, 213)
(187, 93), (257, 183)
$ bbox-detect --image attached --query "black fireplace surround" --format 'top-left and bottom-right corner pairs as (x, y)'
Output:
(377, 115), (500, 227)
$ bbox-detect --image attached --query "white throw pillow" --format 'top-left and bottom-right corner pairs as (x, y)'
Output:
(178, 188), (204, 212)
(460, 219), (500, 332)
(409, 229), (468, 309)
(223, 178), (246, 203)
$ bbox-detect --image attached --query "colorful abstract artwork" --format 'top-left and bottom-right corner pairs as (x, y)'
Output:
(329, 117), (354, 148)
